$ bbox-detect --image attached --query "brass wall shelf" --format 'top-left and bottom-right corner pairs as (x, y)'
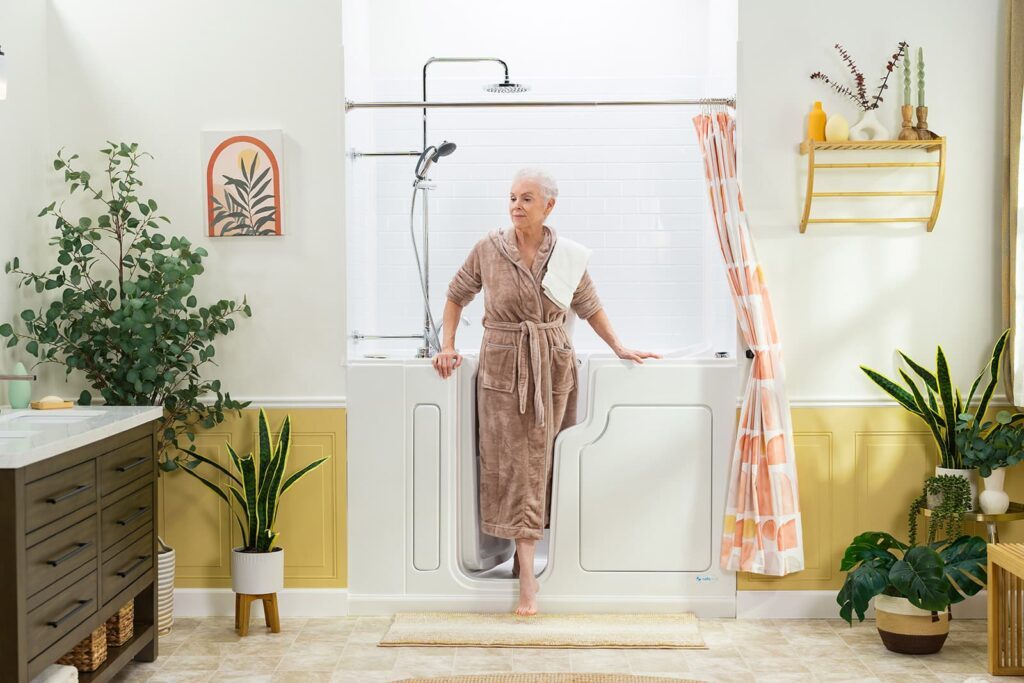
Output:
(798, 137), (946, 233)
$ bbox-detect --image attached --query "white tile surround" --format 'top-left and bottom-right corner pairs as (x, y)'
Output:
(346, 77), (738, 358)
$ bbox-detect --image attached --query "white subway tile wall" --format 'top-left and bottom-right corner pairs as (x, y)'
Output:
(346, 78), (736, 357)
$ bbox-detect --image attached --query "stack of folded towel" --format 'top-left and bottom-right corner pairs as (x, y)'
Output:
(30, 664), (78, 683)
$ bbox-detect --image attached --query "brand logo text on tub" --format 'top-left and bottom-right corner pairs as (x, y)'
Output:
(695, 575), (718, 583)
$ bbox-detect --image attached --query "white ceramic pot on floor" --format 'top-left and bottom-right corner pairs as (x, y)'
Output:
(231, 548), (284, 595)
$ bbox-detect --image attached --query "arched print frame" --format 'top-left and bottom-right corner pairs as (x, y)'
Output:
(202, 130), (283, 237)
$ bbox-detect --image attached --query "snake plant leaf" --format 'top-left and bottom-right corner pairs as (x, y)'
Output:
(264, 417), (292, 529)
(977, 329), (1010, 420)
(238, 453), (260, 552)
(177, 462), (248, 547)
(925, 386), (946, 428)
(226, 442), (243, 475)
(280, 457), (330, 496)
(899, 351), (939, 392)
(840, 531), (907, 572)
(181, 447), (242, 487)
(837, 559), (889, 624)
(860, 366), (922, 415)
(226, 484), (250, 548)
(935, 347), (957, 462)
(938, 535), (988, 603)
(901, 369), (949, 464)
(257, 408), (272, 491)
(890, 545), (949, 612)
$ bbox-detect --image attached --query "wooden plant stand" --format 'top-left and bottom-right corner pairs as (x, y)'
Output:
(234, 593), (281, 637)
(988, 543), (1024, 675)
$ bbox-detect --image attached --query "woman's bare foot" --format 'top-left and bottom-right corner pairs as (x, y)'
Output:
(515, 575), (540, 616)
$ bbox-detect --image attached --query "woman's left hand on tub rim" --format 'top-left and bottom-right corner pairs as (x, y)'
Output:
(433, 347), (463, 379)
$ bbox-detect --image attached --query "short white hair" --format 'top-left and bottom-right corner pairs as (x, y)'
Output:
(512, 167), (559, 200)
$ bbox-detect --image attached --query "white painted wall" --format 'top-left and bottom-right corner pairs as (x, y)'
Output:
(0, 1), (49, 402)
(738, 0), (1005, 402)
(18, 0), (347, 402)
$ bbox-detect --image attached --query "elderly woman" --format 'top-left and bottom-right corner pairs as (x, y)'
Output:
(433, 168), (660, 616)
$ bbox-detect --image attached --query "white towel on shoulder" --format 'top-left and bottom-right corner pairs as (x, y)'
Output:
(542, 236), (592, 310)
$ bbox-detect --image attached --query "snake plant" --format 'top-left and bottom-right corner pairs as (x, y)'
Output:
(860, 329), (1010, 469)
(177, 409), (329, 552)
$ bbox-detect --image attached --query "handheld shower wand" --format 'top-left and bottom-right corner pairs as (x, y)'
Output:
(414, 140), (457, 183)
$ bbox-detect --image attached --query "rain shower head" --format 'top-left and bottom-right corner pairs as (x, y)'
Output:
(415, 140), (458, 181)
(484, 79), (530, 94)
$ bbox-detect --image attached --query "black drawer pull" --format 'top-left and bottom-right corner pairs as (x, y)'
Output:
(116, 553), (152, 578)
(116, 506), (151, 526)
(47, 541), (92, 567)
(45, 483), (91, 505)
(46, 599), (92, 628)
(116, 456), (148, 473)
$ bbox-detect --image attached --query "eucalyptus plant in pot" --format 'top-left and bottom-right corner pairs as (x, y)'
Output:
(838, 475), (986, 654)
(860, 329), (1010, 511)
(177, 409), (329, 598)
(958, 410), (1024, 514)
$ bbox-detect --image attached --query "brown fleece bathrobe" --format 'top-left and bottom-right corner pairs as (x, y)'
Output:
(446, 226), (603, 540)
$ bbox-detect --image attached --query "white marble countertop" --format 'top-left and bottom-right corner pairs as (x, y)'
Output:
(0, 406), (163, 469)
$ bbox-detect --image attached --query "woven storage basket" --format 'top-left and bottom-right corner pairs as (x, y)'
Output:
(105, 600), (134, 646)
(57, 624), (108, 672)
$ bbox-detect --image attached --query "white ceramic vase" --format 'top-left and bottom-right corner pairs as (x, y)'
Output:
(848, 109), (890, 141)
(231, 547), (284, 595)
(157, 537), (175, 634)
(927, 467), (979, 512)
(980, 468), (1010, 514)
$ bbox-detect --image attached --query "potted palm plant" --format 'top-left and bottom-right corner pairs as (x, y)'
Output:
(838, 475), (987, 654)
(177, 409), (329, 596)
(860, 329), (1010, 511)
(958, 411), (1024, 514)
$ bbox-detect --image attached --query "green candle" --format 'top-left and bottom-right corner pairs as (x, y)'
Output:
(903, 46), (912, 105)
(917, 47), (925, 107)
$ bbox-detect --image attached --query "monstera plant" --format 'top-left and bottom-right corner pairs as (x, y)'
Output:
(0, 142), (252, 469)
(837, 477), (986, 654)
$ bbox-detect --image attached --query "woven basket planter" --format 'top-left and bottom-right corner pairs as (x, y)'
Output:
(57, 624), (108, 672)
(105, 601), (134, 647)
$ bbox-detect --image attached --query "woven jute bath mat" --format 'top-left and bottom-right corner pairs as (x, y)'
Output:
(379, 612), (706, 649)
(393, 675), (703, 683)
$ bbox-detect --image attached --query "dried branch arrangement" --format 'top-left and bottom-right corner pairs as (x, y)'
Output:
(811, 41), (909, 112)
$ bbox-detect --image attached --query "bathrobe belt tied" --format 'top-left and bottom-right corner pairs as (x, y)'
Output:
(483, 318), (565, 428)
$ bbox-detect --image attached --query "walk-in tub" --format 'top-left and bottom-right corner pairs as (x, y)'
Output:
(346, 345), (738, 616)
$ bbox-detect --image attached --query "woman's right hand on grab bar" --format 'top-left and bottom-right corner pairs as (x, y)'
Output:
(433, 347), (463, 379)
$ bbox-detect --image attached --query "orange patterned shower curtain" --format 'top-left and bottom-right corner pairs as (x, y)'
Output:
(693, 111), (804, 576)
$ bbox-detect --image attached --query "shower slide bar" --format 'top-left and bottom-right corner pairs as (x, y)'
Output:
(345, 96), (736, 157)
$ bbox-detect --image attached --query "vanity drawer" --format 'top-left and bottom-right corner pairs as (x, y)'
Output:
(100, 483), (153, 550)
(24, 461), (97, 532)
(27, 570), (97, 659)
(99, 437), (153, 496)
(102, 530), (153, 604)
(25, 514), (98, 597)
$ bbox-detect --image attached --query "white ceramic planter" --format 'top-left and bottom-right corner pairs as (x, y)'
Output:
(874, 594), (949, 654)
(981, 468), (1011, 514)
(928, 467), (979, 511)
(231, 548), (284, 595)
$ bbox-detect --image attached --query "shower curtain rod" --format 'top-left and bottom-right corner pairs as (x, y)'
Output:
(344, 96), (736, 111)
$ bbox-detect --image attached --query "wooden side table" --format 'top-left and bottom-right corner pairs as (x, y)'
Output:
(922, 502), (1024, 543)
(987, 543), (1024, 675)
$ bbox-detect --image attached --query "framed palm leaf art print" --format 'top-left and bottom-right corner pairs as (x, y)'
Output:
(203, 130), (283, 237)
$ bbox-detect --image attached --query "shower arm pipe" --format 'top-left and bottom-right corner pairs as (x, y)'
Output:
(423, 57), (511, 151)
(347, 96), (737, 112)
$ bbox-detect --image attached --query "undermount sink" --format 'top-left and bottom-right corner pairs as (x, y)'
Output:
(2, 410), (106, 425)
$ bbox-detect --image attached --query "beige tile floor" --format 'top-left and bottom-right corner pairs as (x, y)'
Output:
(107, 615), (1017, 683)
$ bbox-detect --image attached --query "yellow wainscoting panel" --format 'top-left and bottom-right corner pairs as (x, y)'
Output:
(739, 405), (1024, 592)
(157, 407), (347, 589)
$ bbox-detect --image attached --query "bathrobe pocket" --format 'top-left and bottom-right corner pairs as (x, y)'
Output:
(550, 346), (576, 394)
(482, 342), (517, 392)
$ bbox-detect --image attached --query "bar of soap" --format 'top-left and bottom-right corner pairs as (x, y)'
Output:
(30, 396), (74, 410)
